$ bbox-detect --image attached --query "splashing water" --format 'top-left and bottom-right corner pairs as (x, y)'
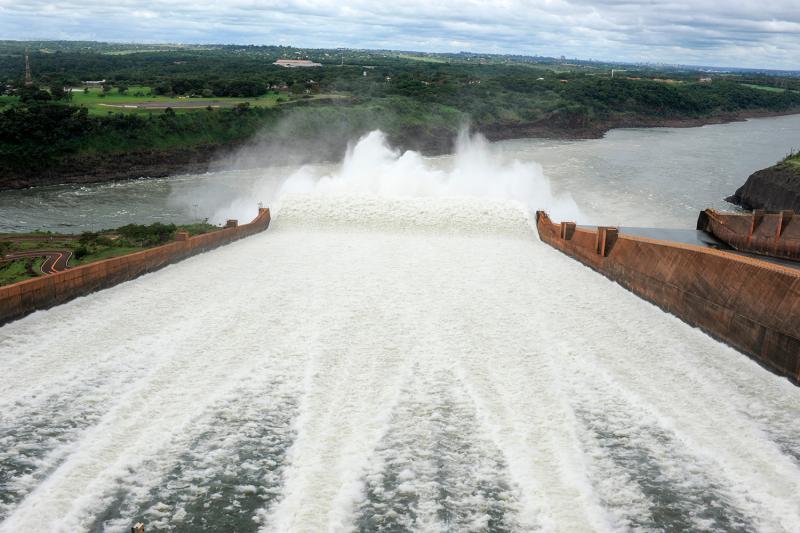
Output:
(1, 132), (799, 532)
(207, 129), (584, 225)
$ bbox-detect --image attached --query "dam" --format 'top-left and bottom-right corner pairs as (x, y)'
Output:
(1, 194), (799, 532)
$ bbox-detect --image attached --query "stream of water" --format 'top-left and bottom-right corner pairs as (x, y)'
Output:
(1, 118), (799, 532)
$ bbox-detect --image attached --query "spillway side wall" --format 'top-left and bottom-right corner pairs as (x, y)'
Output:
(0, 208), (271, 326)
(536, 212), (800, 383)
(699, 209), (800, 261)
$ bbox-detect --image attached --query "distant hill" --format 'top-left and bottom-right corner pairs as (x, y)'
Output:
(2, 40), (800, 189)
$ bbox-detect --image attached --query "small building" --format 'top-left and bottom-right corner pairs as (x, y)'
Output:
(82, 79), (106, 86)
(699, 77), (713, 83)
(273, 59), (322, 68)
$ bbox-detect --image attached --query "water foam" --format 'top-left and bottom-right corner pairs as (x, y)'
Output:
(1, 194), (799, 532)
(272, 194), (535, 238)
(207, 129), (583, 226)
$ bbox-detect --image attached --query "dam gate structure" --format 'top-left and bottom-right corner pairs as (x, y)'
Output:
(536, 210), (800, 384)
(0, 208), (271, 326)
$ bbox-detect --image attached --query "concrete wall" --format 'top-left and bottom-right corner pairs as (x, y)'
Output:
(536, 211), (800, 383)
(699, 208), (800, 261)
(0, 208), (271, 326)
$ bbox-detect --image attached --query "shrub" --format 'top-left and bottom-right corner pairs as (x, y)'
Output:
(115, 222), (176, 246)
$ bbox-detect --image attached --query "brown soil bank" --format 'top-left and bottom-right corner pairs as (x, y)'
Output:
(2, 109), (799, 191)
(481, 108), (800, 142)
(0, 145), (226, 190)
(727, 163), (800, 212)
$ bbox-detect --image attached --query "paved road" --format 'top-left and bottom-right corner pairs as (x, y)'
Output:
(98, 101), (235, 109)
(2, 250), (72, 274)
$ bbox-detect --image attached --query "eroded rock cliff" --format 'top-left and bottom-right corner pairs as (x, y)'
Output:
(728, 161), (800, 212)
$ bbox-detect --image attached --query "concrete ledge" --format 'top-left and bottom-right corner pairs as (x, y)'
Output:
(0, 208), (271, 326)
(699, 208), (800, 262)
(536, 211), (800, 383)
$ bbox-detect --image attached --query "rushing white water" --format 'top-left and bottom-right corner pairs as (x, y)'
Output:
(206, 129), (584, 227)
(6, 114), (800, 235)
(1, 132), (800, 532)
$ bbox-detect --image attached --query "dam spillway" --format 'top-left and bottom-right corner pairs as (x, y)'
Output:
(1, 195), (799, 532)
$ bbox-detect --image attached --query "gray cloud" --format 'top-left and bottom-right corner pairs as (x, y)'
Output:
(1, 0), (798, 69)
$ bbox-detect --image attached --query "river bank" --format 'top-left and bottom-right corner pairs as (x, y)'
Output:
(481, 108), (800, 142)
(4, 113), (800, 233)
(2, 108), (799, 192)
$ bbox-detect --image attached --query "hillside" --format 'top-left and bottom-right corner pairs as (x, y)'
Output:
(3, 41), (800, 189)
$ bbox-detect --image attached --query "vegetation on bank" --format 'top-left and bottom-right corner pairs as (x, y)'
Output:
(58, 85), (287, 116)
(0, 222), (219, 285)
(2, 41), (800, 180)
(0, 256), (41, 286)
(783, 150), (800, 171)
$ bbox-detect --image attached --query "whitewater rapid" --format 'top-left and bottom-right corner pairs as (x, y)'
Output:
(1, 194), (798, 532)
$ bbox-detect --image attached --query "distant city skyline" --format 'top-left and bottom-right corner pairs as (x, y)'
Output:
(1, 0), (799, 70)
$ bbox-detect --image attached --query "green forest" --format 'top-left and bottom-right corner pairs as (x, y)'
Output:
(2, 41), (800, 183)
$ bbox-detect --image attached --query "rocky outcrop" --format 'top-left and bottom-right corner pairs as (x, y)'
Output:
(728, 163), (800, 212)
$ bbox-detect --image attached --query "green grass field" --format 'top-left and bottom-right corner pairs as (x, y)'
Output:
(0, 257), (42, 285)
(68, 86), (284, 116)
(7, 238), (76, 251)
(102, 49), (183, 55)
(397, 54), (449, 63)
(2, 87), (347, 117)
(740, 83), (790, 93)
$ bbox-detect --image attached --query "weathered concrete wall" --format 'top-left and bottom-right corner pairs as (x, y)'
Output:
(699, 208), (800, 261)
(537, 211), (800, 383)
(0, 208), (270, 326)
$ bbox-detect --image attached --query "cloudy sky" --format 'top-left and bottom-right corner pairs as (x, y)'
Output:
(1, 0), (799, 69)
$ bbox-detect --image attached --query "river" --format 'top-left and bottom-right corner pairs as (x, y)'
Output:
(2, 114), (800, 233)
(0, 118), (799, 532)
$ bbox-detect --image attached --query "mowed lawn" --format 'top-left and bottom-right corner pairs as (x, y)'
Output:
(2, 88), (348, 116)
(739, 83), (795, 93)
(69, 86), (283, 115)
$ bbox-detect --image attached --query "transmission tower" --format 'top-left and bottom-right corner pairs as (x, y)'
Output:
(24, 48), (33, 85)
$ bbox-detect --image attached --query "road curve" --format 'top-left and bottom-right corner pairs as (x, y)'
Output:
(2, 250), (72, 274)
